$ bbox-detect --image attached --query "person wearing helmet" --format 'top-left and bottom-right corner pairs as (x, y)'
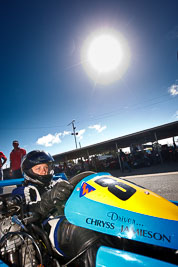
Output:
(12, 150), (109, 267)
(12, 150), (74, 217)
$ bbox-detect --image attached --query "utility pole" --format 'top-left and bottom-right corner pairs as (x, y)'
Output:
(68, 120), (78, 149)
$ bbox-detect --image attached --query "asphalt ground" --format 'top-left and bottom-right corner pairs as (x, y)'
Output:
(109, 161), (178, 201)
(108, 161), (178, 177)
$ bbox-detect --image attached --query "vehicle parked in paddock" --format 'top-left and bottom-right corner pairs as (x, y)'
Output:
(0, 171), (177, 266)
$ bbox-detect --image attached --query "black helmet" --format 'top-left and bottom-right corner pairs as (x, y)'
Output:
(21, 150), (54, 185)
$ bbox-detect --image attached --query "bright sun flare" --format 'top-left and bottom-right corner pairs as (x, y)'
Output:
(82, 30), (131, 85)
(88, 34), (122, 73)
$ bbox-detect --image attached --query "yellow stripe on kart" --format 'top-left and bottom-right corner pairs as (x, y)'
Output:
(84, 175), (178, 221)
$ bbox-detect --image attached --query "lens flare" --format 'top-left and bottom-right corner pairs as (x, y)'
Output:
(82, 29), (131, 85)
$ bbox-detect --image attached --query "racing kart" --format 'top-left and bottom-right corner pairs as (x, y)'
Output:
(0, 171), (177, 266)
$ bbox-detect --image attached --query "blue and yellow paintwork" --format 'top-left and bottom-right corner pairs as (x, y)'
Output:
(0, 172), (177, 266)
(65, 173), (178, 250)
(81, 174), (178, 221)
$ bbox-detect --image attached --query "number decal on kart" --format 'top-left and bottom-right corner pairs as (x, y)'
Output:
(95, 177), (136, 200)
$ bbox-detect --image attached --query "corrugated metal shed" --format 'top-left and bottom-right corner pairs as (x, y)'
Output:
(53, 121), (178, 162)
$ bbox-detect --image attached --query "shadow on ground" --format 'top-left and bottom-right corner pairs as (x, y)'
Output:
(108, 161), (178, 177)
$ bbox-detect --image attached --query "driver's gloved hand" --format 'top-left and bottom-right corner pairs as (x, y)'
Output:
(49, 181), (74, 215)
(50, 181), (74, 204)
(31, 181), (74, 217)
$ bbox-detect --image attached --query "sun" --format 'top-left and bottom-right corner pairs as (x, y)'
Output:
(88, 34), (122, 73)
(81, 29), (131, 85)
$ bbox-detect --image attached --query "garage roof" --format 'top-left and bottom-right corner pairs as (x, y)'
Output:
(53, 121), (178, 162)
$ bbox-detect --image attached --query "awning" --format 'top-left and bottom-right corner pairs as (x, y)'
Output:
(53, 121), (178, 162)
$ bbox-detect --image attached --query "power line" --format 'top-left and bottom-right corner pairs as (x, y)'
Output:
(0, 92), (176, 131)
(76, 93), (177, 125)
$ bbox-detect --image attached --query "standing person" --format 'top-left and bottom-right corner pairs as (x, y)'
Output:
(63, 161), (67, 172)
(0, 151), (7, 180)
(9, 140), (26, 178)
(120, 149), (131, 172)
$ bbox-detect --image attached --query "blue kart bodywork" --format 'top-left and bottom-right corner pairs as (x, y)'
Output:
(65, 173), (178, 250)
(0, 172), (177, 266)
(96, 246), (177, 267)
(0, 261), (8, 267)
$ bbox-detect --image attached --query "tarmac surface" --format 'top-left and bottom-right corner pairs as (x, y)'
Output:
(108, 161), (178, 201)
(108, 161), (178, 178)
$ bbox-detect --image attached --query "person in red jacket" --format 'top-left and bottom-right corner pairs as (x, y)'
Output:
(9, 140), (26, 178)
(0, 151), (7, 180)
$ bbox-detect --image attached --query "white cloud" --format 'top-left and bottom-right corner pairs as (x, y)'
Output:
(88, 124), (107, 133)
(168, 84), (178, 96)
(36, 133), (62, 147)
(36, 130), (71, 147)
(78, 129), (86, 140)
(62, 131), (71, 136)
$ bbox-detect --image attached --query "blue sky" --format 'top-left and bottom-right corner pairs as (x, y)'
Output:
(1, 0), (178, 167)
